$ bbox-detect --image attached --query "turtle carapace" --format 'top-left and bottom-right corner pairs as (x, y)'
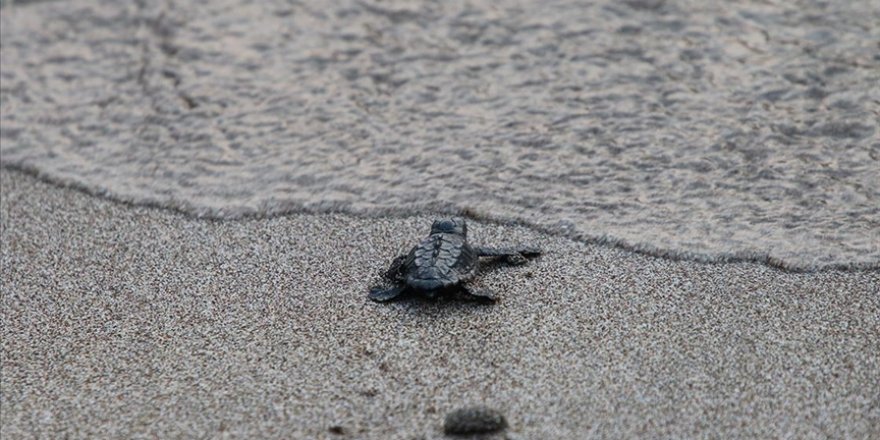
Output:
(368, 218), (541, 303)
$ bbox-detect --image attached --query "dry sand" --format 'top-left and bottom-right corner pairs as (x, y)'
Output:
(2, 168), (879, 439)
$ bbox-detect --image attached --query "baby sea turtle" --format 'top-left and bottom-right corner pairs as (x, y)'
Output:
(368, 218), (541, 303)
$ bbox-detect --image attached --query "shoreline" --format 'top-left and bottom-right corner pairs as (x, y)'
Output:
(4, 164), (877, 274)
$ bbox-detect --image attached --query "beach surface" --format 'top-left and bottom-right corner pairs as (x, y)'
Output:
(2, 2), (879, 436)
(3, 169), (878, 439)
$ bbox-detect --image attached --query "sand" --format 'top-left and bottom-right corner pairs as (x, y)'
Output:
(3, 1), (878, 437)
(2, 168), (878, 439)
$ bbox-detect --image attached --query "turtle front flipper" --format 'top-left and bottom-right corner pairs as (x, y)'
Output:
(473, 246), (542, 265)
(457, 286), (498, 304)
(368, 285), (408, 302)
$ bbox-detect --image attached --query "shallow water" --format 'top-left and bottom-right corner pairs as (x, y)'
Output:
(1, 0), (878, 270)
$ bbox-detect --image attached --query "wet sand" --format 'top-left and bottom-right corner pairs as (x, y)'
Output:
(2, 169), (878, 439)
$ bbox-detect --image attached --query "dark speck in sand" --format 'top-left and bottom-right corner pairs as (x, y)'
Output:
(444, 406), (507, 436)
(328, 425), (345, 435)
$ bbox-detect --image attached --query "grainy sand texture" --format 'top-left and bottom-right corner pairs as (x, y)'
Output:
(2, 170), (878, 439)
(2, 0), (879, 438)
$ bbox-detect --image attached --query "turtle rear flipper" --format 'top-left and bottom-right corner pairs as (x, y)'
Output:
(383, 254), (410, 281)
(457, 286), (497, 304)
(369, 285), (408, 302)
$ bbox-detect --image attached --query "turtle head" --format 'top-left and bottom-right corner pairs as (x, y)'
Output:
(430, 217), (467, 237)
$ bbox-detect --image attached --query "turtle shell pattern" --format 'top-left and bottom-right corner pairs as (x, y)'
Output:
(405, 232), (478, 291)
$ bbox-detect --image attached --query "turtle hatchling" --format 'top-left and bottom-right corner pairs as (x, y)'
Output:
(368, 218), (541, 303)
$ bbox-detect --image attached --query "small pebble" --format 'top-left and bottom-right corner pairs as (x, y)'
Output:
(443, 406), (507, 435)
